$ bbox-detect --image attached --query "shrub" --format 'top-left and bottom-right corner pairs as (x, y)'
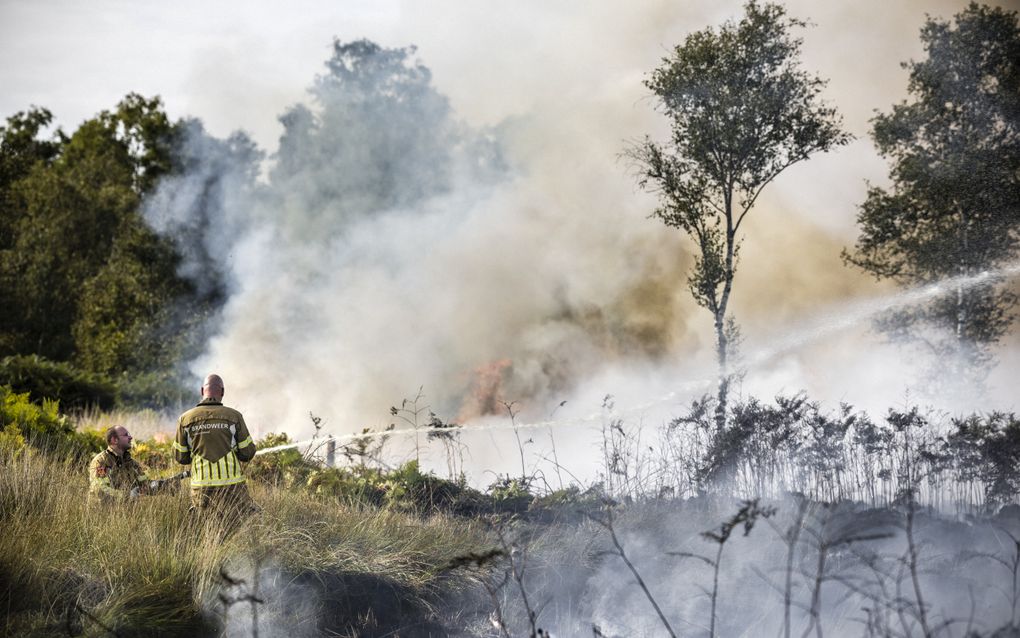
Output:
(246, 432), (319, 488)
(0, 384), (101, 457)
(0, 355), (116, 411)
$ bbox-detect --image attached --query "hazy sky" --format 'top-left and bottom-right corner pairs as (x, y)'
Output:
(0, 0), (979, 168)
(2, 0), (1016, 451)
(0, 0), (985, 241)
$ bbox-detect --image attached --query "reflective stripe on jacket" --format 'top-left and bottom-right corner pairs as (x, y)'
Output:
(87, 447), (147, 504)
(175, 398), (255, 488)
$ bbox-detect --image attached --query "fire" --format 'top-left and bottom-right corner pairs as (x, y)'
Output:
(457, 358), (513, 421)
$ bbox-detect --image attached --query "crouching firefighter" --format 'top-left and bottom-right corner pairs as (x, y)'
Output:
(87, 426), (189, 505)
(173, 374), (258, 522)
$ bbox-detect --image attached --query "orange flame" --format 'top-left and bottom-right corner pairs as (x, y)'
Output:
(457, 358), (513, 421)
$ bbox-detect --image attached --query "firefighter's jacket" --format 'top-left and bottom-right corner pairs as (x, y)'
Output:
(87, 447), (148, 504)
(174, 397), (255, 488)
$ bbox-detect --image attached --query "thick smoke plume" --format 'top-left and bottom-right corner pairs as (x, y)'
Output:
(140, 0), (1017, 452)
(147, 38), (695, 438)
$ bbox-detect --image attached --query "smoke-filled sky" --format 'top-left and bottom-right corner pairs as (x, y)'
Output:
(2, 0), (1017, 455)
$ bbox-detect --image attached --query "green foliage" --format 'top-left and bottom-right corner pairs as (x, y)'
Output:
(0, 109), (65, 346)
(0, 422), (26, 456)
(116, 369), (191, 410)
(300, 458), (488, 514)
(0, 95), (171, 362)
(0, 95), (231, 393)
(487, 475), (535, 513)
(530, 485), (607, 521)
(129, 436), (175, 475)
(0, 384), (100, 457)
(273, 39), (458, 223)
(844, 3), (1020, 377)
(0, 355), (117, 411)
(246, 432), (316, 488)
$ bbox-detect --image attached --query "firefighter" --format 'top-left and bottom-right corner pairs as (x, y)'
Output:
(87, 426), (149, 504)
(173, 374), (257, 522)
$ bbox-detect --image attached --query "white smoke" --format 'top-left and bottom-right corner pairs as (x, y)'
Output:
(135, 1), (1017, 478)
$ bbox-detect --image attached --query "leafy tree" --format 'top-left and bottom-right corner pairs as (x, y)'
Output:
(272, 40), (456, 220)
(269, 39), (502, 241)
(0, 95), (227, 398)
(0, 108), (65, 353)
(632, 1), (850, 427)
(844, 3), (1020, 385)
(0, 94), (179, 365)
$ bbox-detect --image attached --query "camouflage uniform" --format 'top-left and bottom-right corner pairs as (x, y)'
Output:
(87, 447), (148, 505)
(174, 397), (257, 518)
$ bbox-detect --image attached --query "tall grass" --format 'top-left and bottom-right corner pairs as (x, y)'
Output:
(0, 447), (488, 636)
(72, 405), (177, 442)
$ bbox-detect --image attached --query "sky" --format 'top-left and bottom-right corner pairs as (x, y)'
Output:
(2, 0), (1017, 477)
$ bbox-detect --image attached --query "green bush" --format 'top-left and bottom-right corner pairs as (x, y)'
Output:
(487, 475), (534, 512)
(129, 437), (175, 475)
(0, 384), (101, 457)
(246, 432), (319, 488)
(0, 355), (116, 411)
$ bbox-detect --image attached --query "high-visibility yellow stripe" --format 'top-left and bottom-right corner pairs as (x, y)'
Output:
(172, 441), (188, 452)
(190, 452), (244, 488)
(189, 475), (246, 487)
(237, 436), (253, 449)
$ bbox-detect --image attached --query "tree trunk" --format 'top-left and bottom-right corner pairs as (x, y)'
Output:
(956, 205), (969, 358)
(714, 312), (729, 430)
(714, 194), (737, 431)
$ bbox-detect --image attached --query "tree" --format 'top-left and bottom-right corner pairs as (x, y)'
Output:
(0, 108), (66, 354)
(272, 40), (455, 225)
(268, 38), (503, 241)
(0, 95), (229, 394)
(632, 1), (850, 427)
(844, 3), (1020, 386)
(0, 95), (179, 364)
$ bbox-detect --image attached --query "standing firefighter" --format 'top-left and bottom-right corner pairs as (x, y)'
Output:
(87, 426), (148, 504)
(173, 374), (257, 522)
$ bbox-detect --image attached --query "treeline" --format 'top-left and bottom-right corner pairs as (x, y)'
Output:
(0, 96), (256, 408)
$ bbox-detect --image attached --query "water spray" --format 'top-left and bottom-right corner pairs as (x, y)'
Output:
(256, 262), (1020, 456)
(742, 262), (1020, 370)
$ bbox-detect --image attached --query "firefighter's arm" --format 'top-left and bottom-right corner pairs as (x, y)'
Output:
(132, 460), (155, 494)
(173, 419), (191, 465)
(89, 458), (124, 502)
(135, 459), (150, 483)
(145, 470), (191, 494)
(234, 416), (256, 462)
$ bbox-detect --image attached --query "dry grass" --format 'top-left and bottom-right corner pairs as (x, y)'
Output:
(71, 405), (178, 441)
(0, 447), (488, 636)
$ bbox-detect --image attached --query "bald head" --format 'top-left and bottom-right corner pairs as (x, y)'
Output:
(202, 374), (225, 400)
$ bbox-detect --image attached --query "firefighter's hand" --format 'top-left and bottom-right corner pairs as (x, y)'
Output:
(128, 487), (140, 500)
